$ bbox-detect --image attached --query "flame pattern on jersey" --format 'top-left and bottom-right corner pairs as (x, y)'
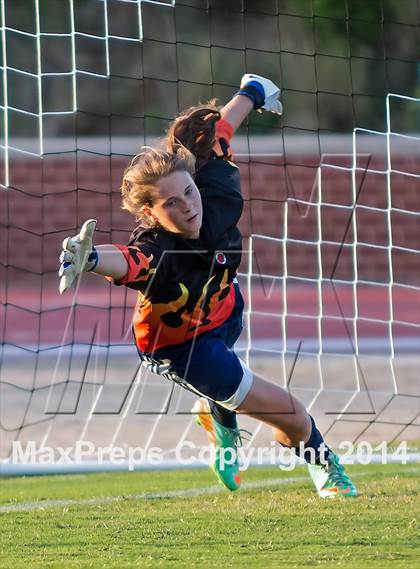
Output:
(128, 267), (235, 352)
(112, 119), (242, 354)
(114, 238), (236, 352)
(125, 247), (156, 283)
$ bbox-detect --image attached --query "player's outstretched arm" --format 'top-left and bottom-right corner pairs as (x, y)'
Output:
(59, 220), (128, 294)
(220, 73), (283, 132)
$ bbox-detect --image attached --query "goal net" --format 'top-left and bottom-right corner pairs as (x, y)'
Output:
(1, 0), (419, 474)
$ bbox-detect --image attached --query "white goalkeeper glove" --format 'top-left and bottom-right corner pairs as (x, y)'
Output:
(237, 73), (283, 115)
(59, 219), (98, 294)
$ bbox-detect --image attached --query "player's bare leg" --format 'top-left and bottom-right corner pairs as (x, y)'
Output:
(236, 375), (311, 446)
(235, 375), (358, 498)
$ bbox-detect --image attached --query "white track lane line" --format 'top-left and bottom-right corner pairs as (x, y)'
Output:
(0, 466), (417, 513)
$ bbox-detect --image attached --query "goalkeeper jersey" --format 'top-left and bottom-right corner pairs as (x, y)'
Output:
(113, 119), (244, 353)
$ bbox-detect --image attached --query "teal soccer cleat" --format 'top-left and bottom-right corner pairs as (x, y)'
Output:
(307, 451), (358, 498)
(192, 398), (251, 492)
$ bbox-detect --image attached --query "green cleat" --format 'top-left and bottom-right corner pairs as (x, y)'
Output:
(192, 398), (251, 492)
(307, 451), (358, 498)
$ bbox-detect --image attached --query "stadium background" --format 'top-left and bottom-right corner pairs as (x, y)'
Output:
(1, 0), (419, 468)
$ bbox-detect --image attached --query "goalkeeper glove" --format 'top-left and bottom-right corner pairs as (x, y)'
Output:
(59, 219), (98, 294)
(237, 73), (283, 115)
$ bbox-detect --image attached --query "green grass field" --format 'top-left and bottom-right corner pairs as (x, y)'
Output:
(0, 463), (418, 568)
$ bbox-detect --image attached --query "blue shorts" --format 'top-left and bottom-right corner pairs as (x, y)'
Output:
(138, 283), (253, 409)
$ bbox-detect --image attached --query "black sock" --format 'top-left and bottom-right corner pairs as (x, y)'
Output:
(294, 415), (330, 464)
(209, 400), (237, 429)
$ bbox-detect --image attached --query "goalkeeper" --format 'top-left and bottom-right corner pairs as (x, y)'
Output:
(59, 74), (357, 498)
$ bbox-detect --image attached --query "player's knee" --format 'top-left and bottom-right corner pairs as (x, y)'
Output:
(215, 360), (254, 411)
(286, 410), (312, 444)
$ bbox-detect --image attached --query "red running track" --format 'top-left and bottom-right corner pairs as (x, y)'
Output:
(1, 282), (418, 348)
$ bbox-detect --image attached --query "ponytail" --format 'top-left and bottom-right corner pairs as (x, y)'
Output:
(164, 99), (221, 170)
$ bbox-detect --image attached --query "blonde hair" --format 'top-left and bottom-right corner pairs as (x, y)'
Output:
(121, 100), (221, 227)
(121, 144), (196, 226)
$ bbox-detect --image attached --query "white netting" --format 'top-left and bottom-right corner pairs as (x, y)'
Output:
(245, 93), (420, 450)
(1, 0), (419, 473)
